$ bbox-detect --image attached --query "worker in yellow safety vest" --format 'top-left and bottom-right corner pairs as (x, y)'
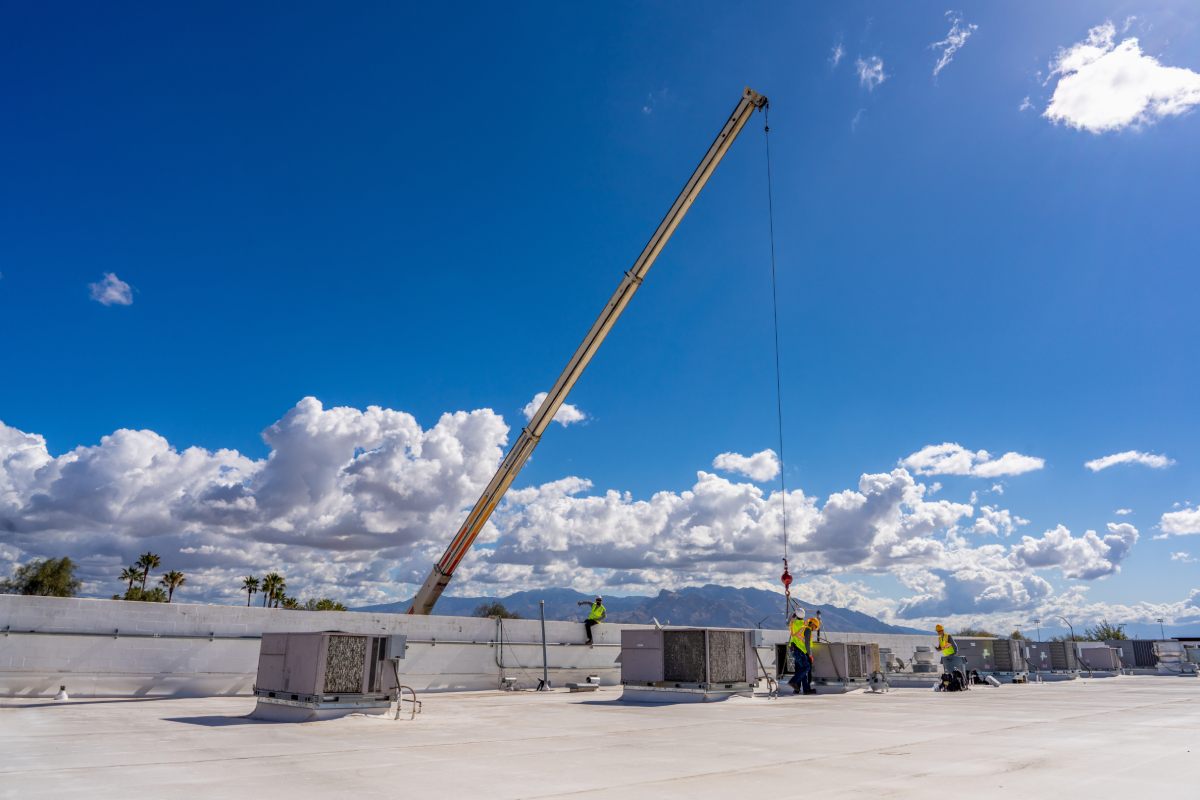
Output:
(786, 612), (819, 695)
(578, 596), (606, 645)
(935, 624), (958, 657)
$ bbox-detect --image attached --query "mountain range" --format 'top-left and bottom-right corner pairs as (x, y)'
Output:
(356, 584), (929, 634)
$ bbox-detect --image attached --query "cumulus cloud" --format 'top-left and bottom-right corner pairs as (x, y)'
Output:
(1084, 450), (1174, 472)
(1114, 508), (1133, 516)
(900, 442), (1045, 478)
(0, 398), (508, 604)
(973, 505), (1029, 537)
(1171, 552), (1197, 564)
(522, 392), (587, 427)
(88, 273), (133, 306)
(1161, 507), (1200, 536)
(930, 11), (977, 77)
(856, 56), (888, 91)
(1044, 21), (1200, 132)
(0, 401), (1177, 630)
(1009, 522), (1138, 580)
(712, 449), (780, 482)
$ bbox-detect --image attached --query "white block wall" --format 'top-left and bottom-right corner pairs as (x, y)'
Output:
(0, 595), (936, 697)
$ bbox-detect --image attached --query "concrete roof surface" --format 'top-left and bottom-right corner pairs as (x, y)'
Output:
(1, 676), (1196, 799)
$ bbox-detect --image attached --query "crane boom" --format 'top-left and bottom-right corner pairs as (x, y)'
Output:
(408, 87), (769, 615)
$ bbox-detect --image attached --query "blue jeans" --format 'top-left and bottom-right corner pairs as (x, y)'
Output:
(789, 644), (812, 693)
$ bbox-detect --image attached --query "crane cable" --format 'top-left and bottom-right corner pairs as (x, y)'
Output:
(763, 108), (792, 620)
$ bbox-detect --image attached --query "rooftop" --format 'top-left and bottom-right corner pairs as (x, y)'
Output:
(2, 675), (1196, 798)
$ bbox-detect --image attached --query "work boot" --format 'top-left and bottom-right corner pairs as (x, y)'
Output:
(803, 689), (818, 695)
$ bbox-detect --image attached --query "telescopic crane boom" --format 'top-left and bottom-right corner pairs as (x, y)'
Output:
(408, 87), (769, 615)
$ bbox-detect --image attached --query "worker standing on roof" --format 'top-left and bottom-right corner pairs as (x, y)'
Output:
(787, 611), (818, 695)
(935, 624), (958, 657)
(578, 596), (606, 646)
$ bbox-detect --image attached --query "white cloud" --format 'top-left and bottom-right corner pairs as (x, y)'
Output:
(1084, 450), (1174, 472)
(851, 108), (866, 132)
(973, 505), (1029, 537)
(0, 402), (1181, 631)
(712, 449), (780, 482)
(1019, 96), (1033, 112)
(856, 56), (888, 91)
(1161, 507), (1200, 536)
(88, 273), (133, 306)
(830, 42), (845, 69)
(930, 11), (977, 77)
(990, 483), (1004, 495)
(1171, 552), (1197, 564)
(1044, 21), (1200, 133)
(900, 442), (1045, 478)
(1009, 522), (1138, 580)
(522, 392), (587, 427)
(1114, 508), (1133, 516)
(0, 398), (509, 604)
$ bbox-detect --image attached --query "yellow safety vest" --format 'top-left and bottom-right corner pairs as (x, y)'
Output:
(790, 620), (810, 654)
(587, 603), (605, 622)
(938, 634), (956, 657)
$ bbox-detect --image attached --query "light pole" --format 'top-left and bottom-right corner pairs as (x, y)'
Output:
(1157, 617), (1165, 640)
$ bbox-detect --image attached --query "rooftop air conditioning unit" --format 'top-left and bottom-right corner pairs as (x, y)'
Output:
(811, 642), (879, 681)
(1077, 645), (1121, 671)
(991, 639), (1027, 673)
(252, 632), (407, 720)
(620, 628), (758, 702)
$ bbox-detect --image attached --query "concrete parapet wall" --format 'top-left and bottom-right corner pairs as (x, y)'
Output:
(0, 595), (936, 697)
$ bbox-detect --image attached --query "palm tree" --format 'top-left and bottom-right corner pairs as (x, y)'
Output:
(261, 572), (284, 608)
(120, 566), (140, 591)
(159, 570), (186, 602)
(136, 552), (161, 591)
(242, 575), (259, 606)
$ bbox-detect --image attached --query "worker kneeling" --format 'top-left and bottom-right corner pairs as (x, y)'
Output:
(578, 596), (606, 645)
(935, 624), (968, 692)
(787, 613), (819, 695)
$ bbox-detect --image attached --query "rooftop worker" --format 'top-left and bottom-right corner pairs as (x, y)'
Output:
(578, 596), (606, 646)
(935, 624), (958, 658)
(787, 612), (818, 695)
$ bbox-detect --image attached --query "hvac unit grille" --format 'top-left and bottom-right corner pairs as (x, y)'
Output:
(847, 644), (863, 677)
(1132, 640), (1158, 668)
(324, 635), (368, 693)
(663, 630), (707, 682)
(994, 640), (1014, 671)
(707, 630), (748, 683)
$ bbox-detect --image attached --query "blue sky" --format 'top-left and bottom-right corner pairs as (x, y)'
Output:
(1, 2), (1198, 630)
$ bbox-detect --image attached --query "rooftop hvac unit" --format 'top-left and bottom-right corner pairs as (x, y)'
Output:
(811, 642), (879, 681)
(252, 632), (407, 720)
(1026, 642), (1054, 671)
(991, 639), (1027, 673)
(620, 628), (758, 702)
(1048, 641), (1080, 671)
(956, 637), (1025, 673)
(1077, 645), (1121, 671)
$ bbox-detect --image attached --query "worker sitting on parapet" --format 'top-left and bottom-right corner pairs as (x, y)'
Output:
(578, 596), (606, 645)
(786, 611), (817, 695)
(935, 624), (958, 659)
